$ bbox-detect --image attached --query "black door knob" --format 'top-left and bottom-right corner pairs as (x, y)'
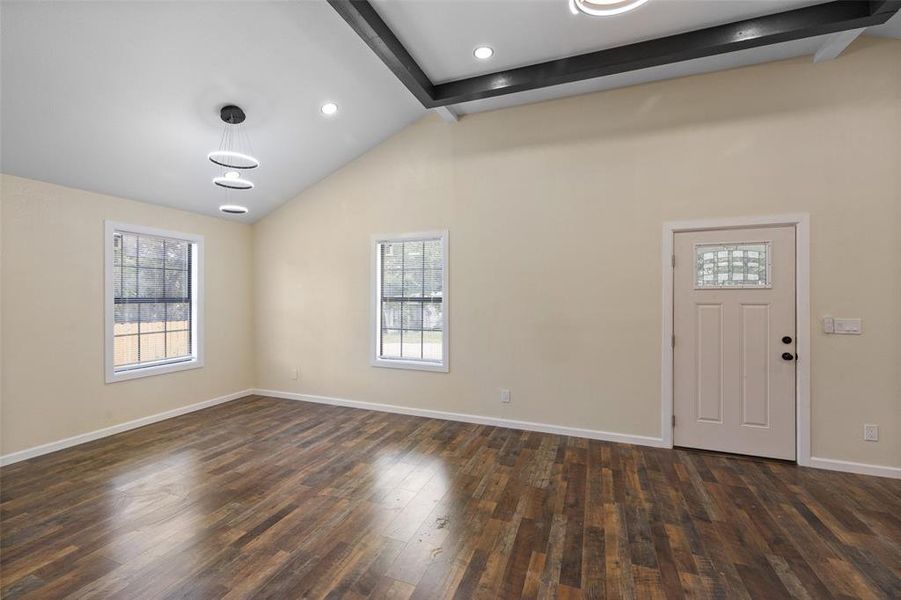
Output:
(782, 336), (793, 344)
(782, 352), (795, 361)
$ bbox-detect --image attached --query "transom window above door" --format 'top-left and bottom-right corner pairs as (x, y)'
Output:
(372, 231), (448, 372)
(105, 222), (203, 382)
(695, 242), (771, 289)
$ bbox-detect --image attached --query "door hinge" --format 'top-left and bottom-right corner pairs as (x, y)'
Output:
(671, 334), (676, 348)
(671, 254), (676, 268)
(672, 414), (676, 427)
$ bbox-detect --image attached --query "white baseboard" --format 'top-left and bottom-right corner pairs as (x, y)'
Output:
(254, 390), (901, 479)
(0, 389), (254, 467)
(253, 389), (669, 448)
(6, 387), (896, 480)
(807, 456), (900, 479)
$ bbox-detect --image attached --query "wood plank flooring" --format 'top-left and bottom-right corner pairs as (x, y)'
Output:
(1, 395), (899, 599)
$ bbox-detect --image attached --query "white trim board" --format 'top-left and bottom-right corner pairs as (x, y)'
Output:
(808, 457), (900, 480)
(0, 389), (253, 467)
(4, 386), (896, 479)
(254, 389), (669, 448)
(260, 389), (900, 479)
(662, 214), (812, 465)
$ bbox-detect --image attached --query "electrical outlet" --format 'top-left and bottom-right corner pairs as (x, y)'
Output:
(500, 389), (511, 404)
(291, 368), (299, 381)
(863, 424), (878, 442)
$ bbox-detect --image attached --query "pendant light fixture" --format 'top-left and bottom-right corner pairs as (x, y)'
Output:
(217, 187), (249, 215)
(220, 204), (249, 215)
(569, 0), (650, 17)
(213, 170), (254, 190)
(208, 105), (260, 170)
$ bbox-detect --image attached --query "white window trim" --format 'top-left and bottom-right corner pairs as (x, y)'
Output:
(370, 230), (449, 373)
(104, 221), (204, 383)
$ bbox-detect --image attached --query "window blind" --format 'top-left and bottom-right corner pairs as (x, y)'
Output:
(112, 231), (193, 370)
(378, 238), (443, 362)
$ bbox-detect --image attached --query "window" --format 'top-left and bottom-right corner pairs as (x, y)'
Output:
(372, 231), (448, 372)
(695, 242), (771, 289)
(105, 222), (203, 382)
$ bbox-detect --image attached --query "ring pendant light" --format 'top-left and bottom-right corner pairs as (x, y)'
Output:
(213, 170), (254, 190)
(208, 105), (261, 170)
(569, 0), (650, 17)
(209, 104), (256, 215)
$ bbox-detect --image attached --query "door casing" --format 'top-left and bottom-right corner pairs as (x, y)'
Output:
(661, 214), (810, 466)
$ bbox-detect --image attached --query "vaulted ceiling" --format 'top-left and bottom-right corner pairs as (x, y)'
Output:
(2, 1), (899, 222)
(0, 1), (424, 220)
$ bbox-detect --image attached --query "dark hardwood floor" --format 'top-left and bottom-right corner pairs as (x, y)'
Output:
(1, 395), (899, 599)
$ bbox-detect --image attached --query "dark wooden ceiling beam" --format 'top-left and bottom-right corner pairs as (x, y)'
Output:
(328, 0), (901, 109)
(872, 0), (901, 16)
(327, 0), (435, 107)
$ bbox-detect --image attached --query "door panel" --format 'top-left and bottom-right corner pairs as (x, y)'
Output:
(673, 226), (796, 460)
(696, 304), (723, 423)
(740, 304), (770, 427)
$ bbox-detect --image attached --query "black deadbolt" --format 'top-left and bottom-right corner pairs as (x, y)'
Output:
(781, 352), (795, 361)
(782, 336), (793, 344)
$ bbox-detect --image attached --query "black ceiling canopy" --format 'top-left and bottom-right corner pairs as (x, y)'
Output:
(328, 0), (901, 109)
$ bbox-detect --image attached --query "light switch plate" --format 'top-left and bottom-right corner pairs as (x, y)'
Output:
(833, 318), (862, 335)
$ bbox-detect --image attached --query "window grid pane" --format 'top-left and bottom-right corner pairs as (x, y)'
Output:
(695, 242), (770, 289)
(113, 232), (193, 369)
(379, 238), (443, 363)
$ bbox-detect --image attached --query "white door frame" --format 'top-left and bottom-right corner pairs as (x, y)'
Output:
(661, 214), (811, 466)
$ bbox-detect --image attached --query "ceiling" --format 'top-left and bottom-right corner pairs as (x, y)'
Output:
(0, 1), (424, 221)
(371, 0), (825, 83)
(2, 1), (898, 221)
(451, 34), (831, 116)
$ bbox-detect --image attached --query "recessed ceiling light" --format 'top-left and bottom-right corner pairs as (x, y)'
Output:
(219, 204), (249, 215)
(473, 46), (494, 60)
(569, 0), (651, 17)
(321, 102), (338, 116)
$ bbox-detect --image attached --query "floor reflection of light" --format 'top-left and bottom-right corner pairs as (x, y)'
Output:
(103, 451), (202, 574)
(371, 449), (451, 538)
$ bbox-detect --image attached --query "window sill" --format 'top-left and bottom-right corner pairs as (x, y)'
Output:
(106, 358), (203, 383)
(371, 358), (448, 373)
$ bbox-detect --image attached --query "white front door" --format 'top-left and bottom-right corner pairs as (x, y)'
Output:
(673, 226), (796, 460)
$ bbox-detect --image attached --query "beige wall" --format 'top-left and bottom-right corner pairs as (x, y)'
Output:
(1, 39), (897, 469)
(0, 175), (254, 454)
(253, 38), (900, 468)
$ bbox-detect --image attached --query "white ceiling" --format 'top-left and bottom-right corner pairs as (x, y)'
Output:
(373, 0), (899, 115)
(372, 0), (826, 83)
(0, 1), (425, 221)
(2, 1), (897, 221)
